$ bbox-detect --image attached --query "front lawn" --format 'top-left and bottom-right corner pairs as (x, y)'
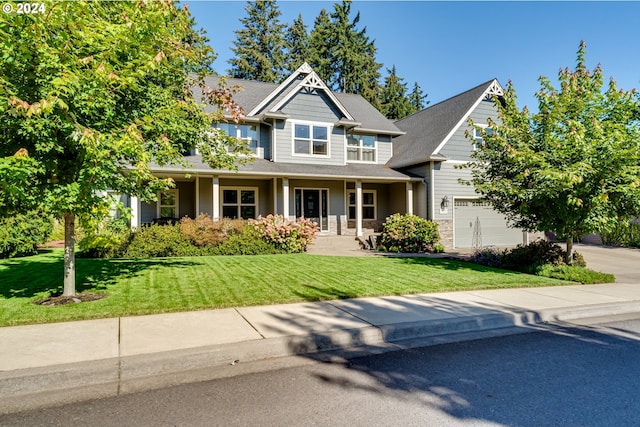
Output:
(0, 249), (571, 327)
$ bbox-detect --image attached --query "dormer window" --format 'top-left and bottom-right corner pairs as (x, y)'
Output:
(347, 134), (376, 162)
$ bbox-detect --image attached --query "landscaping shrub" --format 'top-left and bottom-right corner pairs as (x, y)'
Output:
(376, 213), (440, 253)
(212, 226), (284, 255)
(501, 240), (570, 273)
(180, 215), (245, 247)
(124, 223), (200, 258)
(0, 212), (53, 258)
(249, 215), (319, 253)
(536, 265), (615, 284)
(78, 219), (131, 258)
(601, 221), (640, 248)
(470, 247), (505, 268)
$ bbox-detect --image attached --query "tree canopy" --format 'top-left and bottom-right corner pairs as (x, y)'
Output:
(227, 0), (286, 82)
(228, 0), (424, 115)
(465, 42), (640, 261)
(0, 0), (246, 294)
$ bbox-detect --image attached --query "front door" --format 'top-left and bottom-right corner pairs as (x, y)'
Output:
(295, 189), (328, 231)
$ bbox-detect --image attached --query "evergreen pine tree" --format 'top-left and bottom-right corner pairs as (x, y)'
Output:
(327, 0), (381, 106)
(308, 9), (334, 83)
(227, 0), (286, 82)
(408, 82), (429, 112)
(284, 14), (310, 73)
(379, 65), (413, 120)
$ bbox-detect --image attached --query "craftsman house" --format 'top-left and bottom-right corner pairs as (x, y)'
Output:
(126, 63), (527, 249)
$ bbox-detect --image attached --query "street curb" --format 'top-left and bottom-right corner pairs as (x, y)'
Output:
(2, 301), (640, 414)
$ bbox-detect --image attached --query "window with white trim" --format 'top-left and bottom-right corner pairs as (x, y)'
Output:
(293, 123), (328, 156)
(221, 188), (258, 219)
(158, 189), (179, 219)
(347, 190), (376, 220)
(347, 134), (376, 162)
(473, 125), (493, 150)
(217, 123), (259, 154)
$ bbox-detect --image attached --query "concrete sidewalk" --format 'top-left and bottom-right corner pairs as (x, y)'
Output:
(2, 282), (640, 414)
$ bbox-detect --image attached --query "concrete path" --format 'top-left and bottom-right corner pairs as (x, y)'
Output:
(575, 243), (640, 283)
(2, 281), (640, 414)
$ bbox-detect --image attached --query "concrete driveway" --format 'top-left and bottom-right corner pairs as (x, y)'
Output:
(575, 244), (640, 283)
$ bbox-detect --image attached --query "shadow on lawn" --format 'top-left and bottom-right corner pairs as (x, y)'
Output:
(0, 251), (201, 299)
(392, 255), (514, 274)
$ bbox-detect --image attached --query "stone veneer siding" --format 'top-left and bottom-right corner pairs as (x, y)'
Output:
(435, 219), (453, 250)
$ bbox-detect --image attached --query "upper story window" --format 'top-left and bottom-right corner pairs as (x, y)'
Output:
(472, 125), (493, 150)
(347, 134), (376, 162)
(293, 123), (329, 156)
(218, 123), (259, 154)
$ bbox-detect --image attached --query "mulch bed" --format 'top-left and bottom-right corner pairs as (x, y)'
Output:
(33, 292), (107, 306)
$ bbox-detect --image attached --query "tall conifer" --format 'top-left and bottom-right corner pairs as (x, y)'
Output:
(228, 0), (286, 82)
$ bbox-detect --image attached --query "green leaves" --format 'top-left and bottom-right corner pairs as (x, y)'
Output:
(466, 42), (640, 243)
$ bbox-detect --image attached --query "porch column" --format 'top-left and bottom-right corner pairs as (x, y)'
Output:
(212, 176), (220, 220)
(406, 182), (414, 215)
(195, 176), (200, 216)
(282, 178), (289, 220)
(272, 177), (278, 215)
(355, 180), (363, 237)
(130, 195), (140, 230)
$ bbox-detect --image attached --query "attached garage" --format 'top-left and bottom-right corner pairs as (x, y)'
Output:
(453, 199), (524, 248)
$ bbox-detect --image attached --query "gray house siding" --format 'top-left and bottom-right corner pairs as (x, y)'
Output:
(281, 91), (342, 122)
(258, 124), (271, 160)
(438, 99), (498, 161)
(433, 162), (476, 222)
(373, 134), (393, 165)
(197, 177), (213, 217)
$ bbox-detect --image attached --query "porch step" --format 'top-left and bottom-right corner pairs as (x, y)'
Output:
(307, 235), (369, 256)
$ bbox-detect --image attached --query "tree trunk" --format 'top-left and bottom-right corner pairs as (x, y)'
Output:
(63, 212), (76, 296)
(565, 237), (573, 265)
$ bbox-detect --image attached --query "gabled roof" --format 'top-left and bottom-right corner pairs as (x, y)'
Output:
(387, 79), (502, 169)
(195, 65), (402, 136)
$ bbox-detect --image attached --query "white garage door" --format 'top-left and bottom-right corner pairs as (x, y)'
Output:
(454, 199), (524, 248)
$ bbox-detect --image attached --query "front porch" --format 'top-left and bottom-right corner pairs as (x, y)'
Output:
(129, 174), (421, 237)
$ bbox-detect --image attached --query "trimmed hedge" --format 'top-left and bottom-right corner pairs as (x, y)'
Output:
(377, 213), (441, 253)
(0, 212), (53, 258)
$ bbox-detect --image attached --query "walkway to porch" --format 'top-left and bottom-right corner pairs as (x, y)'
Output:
(306, 235), (373, 257)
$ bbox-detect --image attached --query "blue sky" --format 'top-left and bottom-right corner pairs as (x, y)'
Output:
(185, 1), (640, 110)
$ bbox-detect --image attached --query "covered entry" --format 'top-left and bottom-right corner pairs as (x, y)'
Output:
(454, 199), (523, 248)
(295, 188), (329, 232)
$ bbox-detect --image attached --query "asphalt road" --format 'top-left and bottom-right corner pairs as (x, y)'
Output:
(2, 315), (640, 427)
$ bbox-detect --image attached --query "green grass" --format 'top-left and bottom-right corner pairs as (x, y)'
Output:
(536, 264), (616, 284)
(0, 249), (573, 327)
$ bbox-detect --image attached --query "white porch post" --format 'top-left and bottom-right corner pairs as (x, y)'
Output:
(356, 180), (363, 237)
(130, 195), (140, 230)
(282, 178), (290, 220)
(272, 177), (278, 215)
(195, 176), (200, 216)
(212, 176), (220, 220)
(406, 182), (414, 215)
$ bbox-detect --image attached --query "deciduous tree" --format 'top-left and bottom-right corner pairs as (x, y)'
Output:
(0, 0), (245, 295)
(465, 42), (640, 262)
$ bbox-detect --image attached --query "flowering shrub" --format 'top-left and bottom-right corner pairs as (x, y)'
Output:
(250, 214), (319, 253)
(180, 214), (244, 247)
(377, 213), (440, 253)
